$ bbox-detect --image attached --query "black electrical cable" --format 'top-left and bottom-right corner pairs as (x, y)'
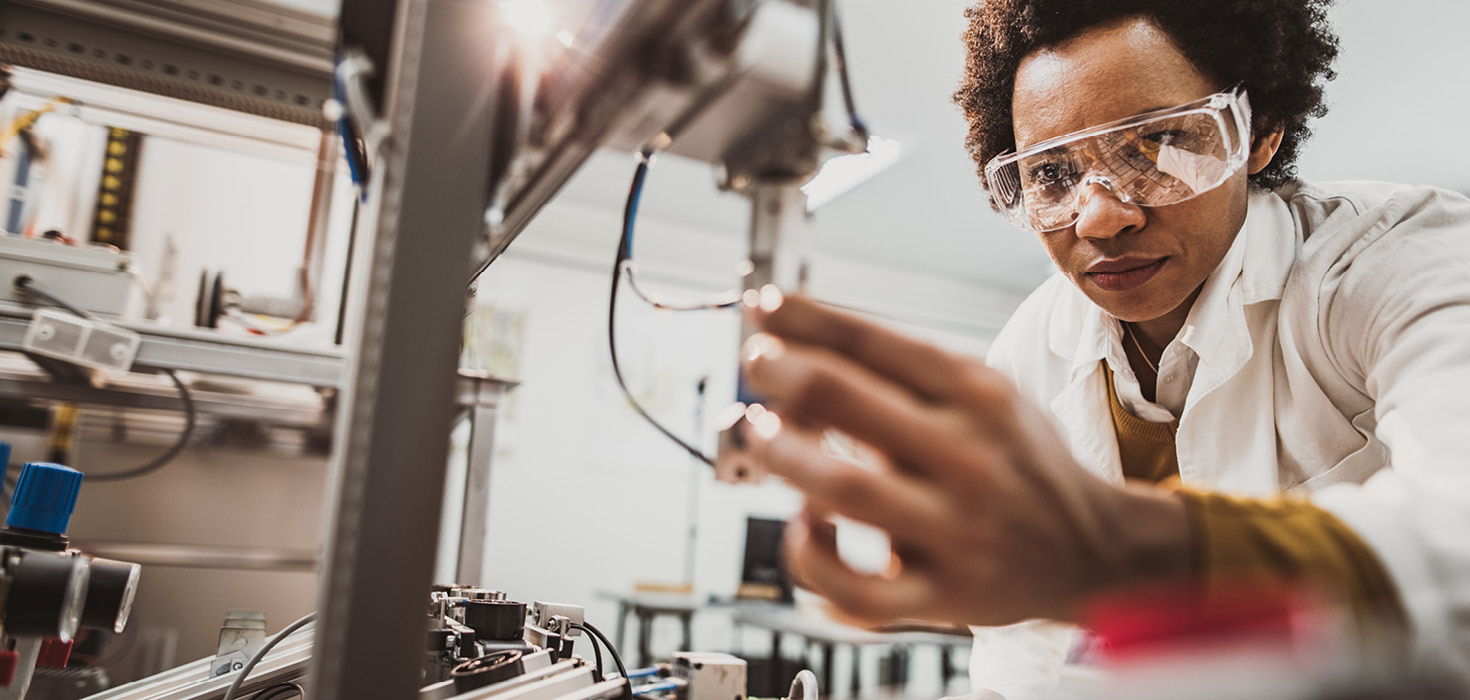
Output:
(608, 153), (720, 468)
(622, 264), (740, 311)
(251, 681), (305, 700)
(828, 0), (869, 140)
(578, 622), (606, 681)
(85, 368), (194, 482)
(572, 621), (627, 683)
(14, 275), (90, 318)
(13, 276), (196, 482)
(606, 0), (874, 464)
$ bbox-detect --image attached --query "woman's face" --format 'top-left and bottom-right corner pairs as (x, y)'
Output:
(1011, 16), (1269, 324)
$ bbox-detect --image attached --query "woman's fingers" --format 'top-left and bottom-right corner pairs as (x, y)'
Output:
(752, 295), (970, 403)
(784, 509), (938, 623)
(746, 423), (952, 544)
(743, 334), (996, 481)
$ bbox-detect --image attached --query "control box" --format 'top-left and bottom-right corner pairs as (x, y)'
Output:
(673, 652), (747, 700)
(0, 235), (135, 316)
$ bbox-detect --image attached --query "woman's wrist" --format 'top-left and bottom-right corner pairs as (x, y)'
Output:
(1099, 485), (1194, 595)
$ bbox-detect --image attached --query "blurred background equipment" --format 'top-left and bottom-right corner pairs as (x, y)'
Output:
(737, 517), (792, 604)
(85, 585), (808, 700)
(0, 459), (143, 700)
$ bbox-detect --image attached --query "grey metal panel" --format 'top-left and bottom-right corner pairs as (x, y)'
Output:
(0, 0), (334, 126)
(0, 310), (345, 387)
(126, 325), (343, 386)
(310, 0), (499, 697)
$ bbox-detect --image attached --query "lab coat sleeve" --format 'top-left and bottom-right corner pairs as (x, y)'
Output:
(1311, 186), (1470, 676)
(968, 620), (1078, 700)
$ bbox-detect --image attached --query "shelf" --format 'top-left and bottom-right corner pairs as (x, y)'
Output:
(0, 303), (346, 388)
(0, 0), (335, 126)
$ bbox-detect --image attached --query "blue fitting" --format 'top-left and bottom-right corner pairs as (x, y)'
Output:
(6, 462), (83, 534)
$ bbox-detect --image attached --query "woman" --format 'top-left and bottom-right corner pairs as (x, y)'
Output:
(733, 0), (1470, 696)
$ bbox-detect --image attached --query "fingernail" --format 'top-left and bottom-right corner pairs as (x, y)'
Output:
(750, 348), (806, 390)
(747, 406), (782, 440)
(741, 288), (761, 309)
(759, 284), (785, 313)
(742, 332), (785, 363)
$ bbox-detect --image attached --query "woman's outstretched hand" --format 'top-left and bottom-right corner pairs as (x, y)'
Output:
(738, 293), (1190, 627)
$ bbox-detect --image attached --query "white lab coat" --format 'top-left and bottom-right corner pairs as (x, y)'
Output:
(971, 180), (1470, 698)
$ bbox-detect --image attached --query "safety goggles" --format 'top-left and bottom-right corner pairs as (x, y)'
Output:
(984, 85), (1253, 232)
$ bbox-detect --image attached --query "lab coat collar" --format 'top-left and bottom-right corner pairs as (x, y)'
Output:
(1052, 188), (1298, 376)
(1178, 188), (1297, 368)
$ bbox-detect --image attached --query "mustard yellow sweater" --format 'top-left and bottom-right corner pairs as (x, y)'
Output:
(1102, 363), (1405, 635)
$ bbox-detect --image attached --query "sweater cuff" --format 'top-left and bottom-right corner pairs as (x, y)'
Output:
(1174, 488), (1408, 642)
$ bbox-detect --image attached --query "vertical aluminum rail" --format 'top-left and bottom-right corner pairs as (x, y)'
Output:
(455, 373), (513, 587)
(310, 0), (498, 697)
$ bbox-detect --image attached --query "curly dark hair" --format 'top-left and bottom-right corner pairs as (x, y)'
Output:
(954, 0), (1339, 191)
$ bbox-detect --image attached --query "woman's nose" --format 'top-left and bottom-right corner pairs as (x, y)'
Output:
(1072, 176), (1146, 240)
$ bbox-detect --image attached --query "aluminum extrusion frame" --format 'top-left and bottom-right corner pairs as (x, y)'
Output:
(309, 0), (501, 698)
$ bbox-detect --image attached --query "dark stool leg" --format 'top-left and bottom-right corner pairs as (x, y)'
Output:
(615, 602), (629, 653)
(941, 643), (955, 683)
(769, 630), (783, 697)
(884, 647), (899, 687)
(821, 642), (834, 692)
(895, 645), (910, 687)
(679, 612), (693, 653)
(637, 611), (654, 667)
(850, 645), (862, 698)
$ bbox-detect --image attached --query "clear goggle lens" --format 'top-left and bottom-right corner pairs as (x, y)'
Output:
(986, 88), (1252, 232)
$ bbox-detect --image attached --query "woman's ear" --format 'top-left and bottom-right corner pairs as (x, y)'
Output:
(1247, 129), (1285, 175)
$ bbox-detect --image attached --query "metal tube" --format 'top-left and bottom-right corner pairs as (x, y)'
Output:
(295, 129), (340, 324)
(714, 181), (811, 483)
(456, 375), (509, 586)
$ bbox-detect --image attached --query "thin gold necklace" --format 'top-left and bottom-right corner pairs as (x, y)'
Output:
(1124, 322), (1160, 374)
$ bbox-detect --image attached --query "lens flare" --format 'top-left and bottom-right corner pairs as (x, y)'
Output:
(499, 0), (552, 40)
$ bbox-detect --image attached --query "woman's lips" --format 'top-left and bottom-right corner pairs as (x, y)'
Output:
(1085, 257), (1168, 292)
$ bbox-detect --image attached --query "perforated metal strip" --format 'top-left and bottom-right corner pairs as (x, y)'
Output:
(0, 43), (327, 127)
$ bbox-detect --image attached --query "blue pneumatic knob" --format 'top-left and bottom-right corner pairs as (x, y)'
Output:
(6, 463), (84, 535)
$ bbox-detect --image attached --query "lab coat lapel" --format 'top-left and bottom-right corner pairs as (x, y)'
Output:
(1175, 190), (1298, 494)
(1051, 311), (1124, 485)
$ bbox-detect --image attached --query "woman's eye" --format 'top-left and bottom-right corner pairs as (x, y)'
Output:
(1028, 162), (1071, 186)
(1142, 129), (1190, 146)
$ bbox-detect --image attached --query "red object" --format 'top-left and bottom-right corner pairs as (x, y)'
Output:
(1081, 579), (1319, 663)
(0, 650), (18, 687)
(37, 638), (73, 668)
